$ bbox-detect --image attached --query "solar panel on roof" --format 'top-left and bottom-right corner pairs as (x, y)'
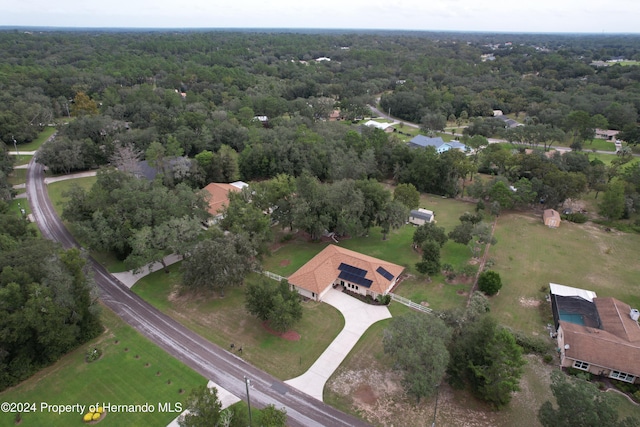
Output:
(338, 262), (367, 277)
(338, 271), (373, 288)
(376, 266), (394, 281)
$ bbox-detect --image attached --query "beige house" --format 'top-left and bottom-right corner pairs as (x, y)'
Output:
(201, 181), (248, 225)
(287, 245), (404, 302)
(543, 209), (561, 228)
(551, 283), (640, 384)
(409, 208), (434, 226)
(595, 128), (620, 141)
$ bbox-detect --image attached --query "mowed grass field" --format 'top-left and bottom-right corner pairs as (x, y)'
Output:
(0, 307), (205, 427)
(489, 211), (640, 334)
(132, 270), (344, 380)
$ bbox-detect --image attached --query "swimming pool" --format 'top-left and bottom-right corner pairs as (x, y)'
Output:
(559, 311), (585, 326)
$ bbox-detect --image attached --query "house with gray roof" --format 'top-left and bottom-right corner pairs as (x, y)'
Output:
(408, 135), (468, 153)
(409, 208), (434, 225)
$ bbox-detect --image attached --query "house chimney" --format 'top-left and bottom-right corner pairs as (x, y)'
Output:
(630, 309), (640, 322)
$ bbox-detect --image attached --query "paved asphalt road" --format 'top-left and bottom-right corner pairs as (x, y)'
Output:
(26, 157), (370, 427)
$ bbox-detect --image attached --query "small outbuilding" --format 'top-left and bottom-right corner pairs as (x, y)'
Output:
(409, 208), (434, 226)
(543, 209), (561, 228)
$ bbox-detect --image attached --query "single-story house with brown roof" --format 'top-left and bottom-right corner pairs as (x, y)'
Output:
(201, 181), (248, 224)
(543, 209), (561, 228)
(287, 245), (404, 302)
(551, 283), (640, 384)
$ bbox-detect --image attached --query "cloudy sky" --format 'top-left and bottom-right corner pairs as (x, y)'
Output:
(2, 0), (638, 33)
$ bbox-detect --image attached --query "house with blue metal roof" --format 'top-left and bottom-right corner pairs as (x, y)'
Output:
(408, 135), (468, 153)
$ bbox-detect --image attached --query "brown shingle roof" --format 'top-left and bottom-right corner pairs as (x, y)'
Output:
(595, 298), (640, 343)
(287, 245), (404, 296)
(562, 297), (640, 377)
(202, 183), (241, 217)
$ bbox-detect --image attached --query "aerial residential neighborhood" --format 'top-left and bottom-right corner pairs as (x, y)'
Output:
(1, 20), (640, 427)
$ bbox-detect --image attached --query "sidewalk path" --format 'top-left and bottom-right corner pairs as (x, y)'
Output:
(44, 170), (97, 184)
(112, 254), (183, 288)
(166, 380), (241, 427)
(285, 289), (392, 401)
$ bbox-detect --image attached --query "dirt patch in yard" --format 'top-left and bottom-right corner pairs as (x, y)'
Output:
(327, 355), (554, 427)
(279, 259), (291, 267)
(519, 297), (541, 307)
(261, 321), (300, 341)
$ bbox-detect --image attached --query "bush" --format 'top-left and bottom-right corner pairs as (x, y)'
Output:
(478, 270), (502, 296)
(508, 329), (551, 354)
(566, 367), (592, 381)
(459, 264), (477, 278)
(543, 354), (553, 364)
(611, 379), (639, 394)
(562, 212), (588, 223)
(85, 347), (102, 363)
(376, 294), (392, 305)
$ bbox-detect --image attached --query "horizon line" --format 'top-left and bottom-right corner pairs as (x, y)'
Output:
(1, 26), (639, 36)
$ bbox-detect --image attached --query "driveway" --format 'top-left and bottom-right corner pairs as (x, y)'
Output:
(285, 289), (392, 401)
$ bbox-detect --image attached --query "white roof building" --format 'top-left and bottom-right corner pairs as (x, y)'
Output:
(549, 283), (597, 302)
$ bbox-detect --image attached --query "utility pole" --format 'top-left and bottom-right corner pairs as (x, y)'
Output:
(244, 376), (252, 427)
(431, 385), (440, 427)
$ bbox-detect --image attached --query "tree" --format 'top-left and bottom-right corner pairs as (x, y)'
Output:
(125, 216), (202, 273)
(245, 278), (302, 333)
(416, 239), (441, 276)
(478, 270), (502, 296)
(599, 179), (626, 220)
(413, 222), (448, 249)
(0, 241), (101, 390)
(258, 405), (287, 427)
(619, 125), (640, 146)
(71, 92), (98, 117)
(488, 181), (515, 210)
(538, 371), (639, 427)
(449, 212), (494, 254)
(181, 233), (258, 291)
(179, 385), (222, 427)
(447, 315), (525, 409)
(383, 312), (451, 402)
(448, 221), (474, 245)
(220, 189), (273, 255)
(378, 200), (409, 240)
(421, 111), (447, 132)
(393, 183), (420, 210)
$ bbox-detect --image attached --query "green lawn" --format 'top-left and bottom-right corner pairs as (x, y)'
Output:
(0, 306), (205, 427)
(488, 211), (640, 335)
(554, 138), (616, 152)
(132, 271), (344, 380)
(19, 126), (57, 151)
(47, 177), (97, 213)
(7, 168), (27, 186)
(10, 154), (34, 166)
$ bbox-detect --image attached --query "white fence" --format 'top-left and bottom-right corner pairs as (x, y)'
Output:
(388, 293), (433, 313)
(262, 271), (287, 282)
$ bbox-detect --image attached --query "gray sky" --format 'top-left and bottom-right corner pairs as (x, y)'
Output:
(2, 0), (639, 33)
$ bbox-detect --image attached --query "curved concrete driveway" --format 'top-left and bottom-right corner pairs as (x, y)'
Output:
(285, 289), (392, 401)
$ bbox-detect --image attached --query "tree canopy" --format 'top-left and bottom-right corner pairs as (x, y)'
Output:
(383, 313), (451, 402)
(538, 371), (639, 427)
(245, 278), (303, 333)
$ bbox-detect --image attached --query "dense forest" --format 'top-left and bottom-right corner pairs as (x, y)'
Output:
(2, 27), (640, 397)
